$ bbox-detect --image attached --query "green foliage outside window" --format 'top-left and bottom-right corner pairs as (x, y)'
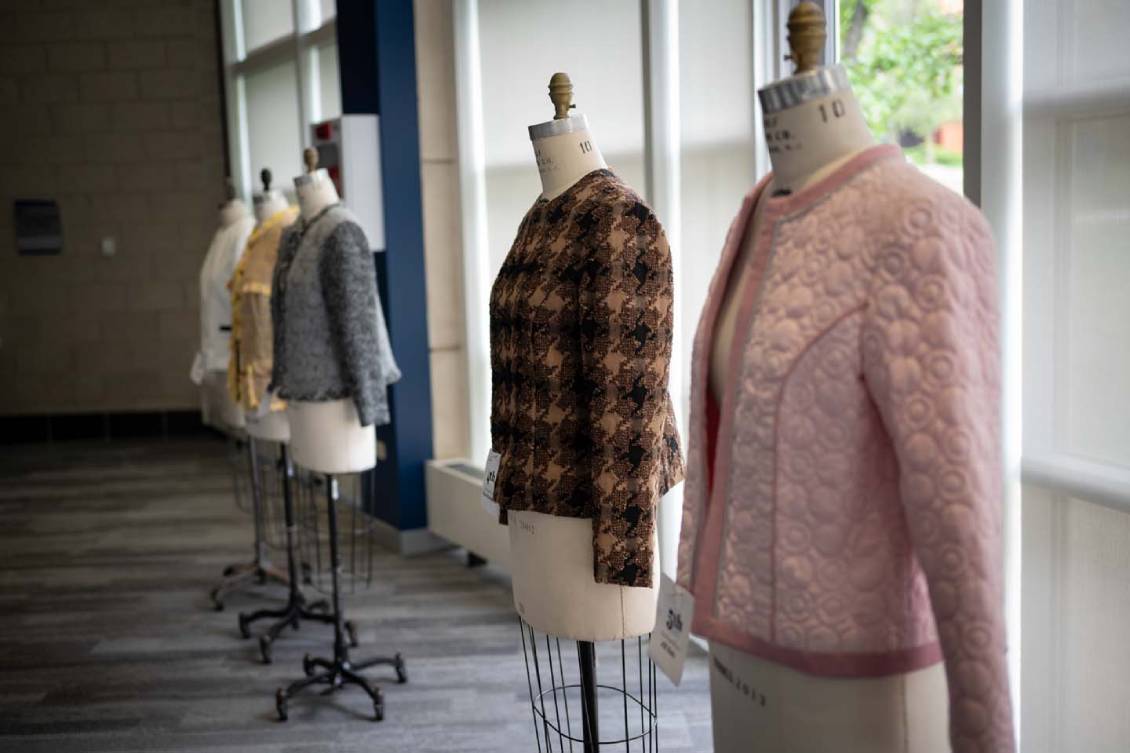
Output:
(839, 0), (963, 165)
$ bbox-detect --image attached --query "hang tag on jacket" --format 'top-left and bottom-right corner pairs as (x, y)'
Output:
(253, 391), (273, 419)
(649, 573), (695, 686)
(189, 352), (206, 386)
(481, 449), (501, 516)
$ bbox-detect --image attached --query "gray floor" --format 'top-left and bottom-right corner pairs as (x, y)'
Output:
(0, 438), (713, 752)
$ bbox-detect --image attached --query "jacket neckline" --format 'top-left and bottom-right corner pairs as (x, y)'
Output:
(534, 168), (614, 209)
(297, 202), (343, 236)
(757, 143), (902, 218)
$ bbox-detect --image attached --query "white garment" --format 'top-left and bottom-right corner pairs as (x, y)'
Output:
(197, 200), (254, 372)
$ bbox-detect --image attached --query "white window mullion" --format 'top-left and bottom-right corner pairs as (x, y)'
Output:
(220, 0), (251, 198)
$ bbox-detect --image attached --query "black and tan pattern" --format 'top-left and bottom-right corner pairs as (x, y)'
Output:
(489, 169), (684, 588)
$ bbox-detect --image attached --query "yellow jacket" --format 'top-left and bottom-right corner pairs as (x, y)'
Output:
(227, 206), (299, 412)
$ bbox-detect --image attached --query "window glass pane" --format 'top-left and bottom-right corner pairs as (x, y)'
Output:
(1063, 113), (1130, 465)
(678, 0), (755, 422)
(245, 59), (302, 188)
(839, 0), (964, 194)
(1066, 1), (1130, 83)
(318, 42), (341, 121)
(241, 0), (293, 52)
(478, 0), (646, 277)
(320, 0), (336, 25)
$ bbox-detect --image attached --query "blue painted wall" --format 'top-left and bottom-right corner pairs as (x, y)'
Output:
(337, 0), (433, 532)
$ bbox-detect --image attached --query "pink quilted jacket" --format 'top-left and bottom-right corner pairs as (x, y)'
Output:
(676, 145), (1014, 752)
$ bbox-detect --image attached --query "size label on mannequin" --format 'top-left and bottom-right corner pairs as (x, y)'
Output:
(763, 115), (799, 154)
(649, 574), (695, 685)
(712, 655), (769, 707)
(481, 450), (501, 515)
(579, 139), (593, 154)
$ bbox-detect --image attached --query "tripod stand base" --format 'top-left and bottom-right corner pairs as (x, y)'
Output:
(238, 595), (360, 664)
(275, 652), (407, 722)
(209, 562), (288, 611)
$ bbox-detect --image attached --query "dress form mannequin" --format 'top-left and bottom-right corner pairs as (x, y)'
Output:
(199, 178), (252, 434)
(245, 168), (292, 443)
(706, 7), (947, 751)
(507, 74), (655, 642)
(287, 149), (375, 474)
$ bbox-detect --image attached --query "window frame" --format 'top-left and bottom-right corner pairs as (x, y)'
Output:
(218, 0), (338, 200)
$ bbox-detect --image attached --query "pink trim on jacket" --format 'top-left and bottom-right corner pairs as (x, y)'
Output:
(677, 144), (1015, 752)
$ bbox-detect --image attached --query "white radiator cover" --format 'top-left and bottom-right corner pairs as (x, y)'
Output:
(424, 459), (511, 571)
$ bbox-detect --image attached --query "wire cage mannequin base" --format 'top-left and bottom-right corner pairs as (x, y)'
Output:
(208, 437), (289, 611)
(519, 617), (658, 753)
(237, 444), (334, 663)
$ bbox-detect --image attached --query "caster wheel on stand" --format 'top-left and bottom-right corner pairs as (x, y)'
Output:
(372, 689), (384, 722)
(302, 654), (315, 677)
(210, 588), (224, 612)
(275, 689), (288, 721)
(238, 614), (251, 639)
(259, 635), (273, 664)
(222, 565), (236, 577)
(394, 654), (407, 684)
(345, 620), (359, 647)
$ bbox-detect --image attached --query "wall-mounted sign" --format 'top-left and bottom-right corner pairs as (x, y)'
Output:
(14, 199), (63, 256)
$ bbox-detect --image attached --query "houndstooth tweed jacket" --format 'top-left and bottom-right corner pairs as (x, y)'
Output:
(489, 169), (684, 589)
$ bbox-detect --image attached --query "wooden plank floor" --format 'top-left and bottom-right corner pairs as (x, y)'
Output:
(0, 438), (714, 751)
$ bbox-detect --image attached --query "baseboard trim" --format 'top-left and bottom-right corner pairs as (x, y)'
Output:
(0, 410), (211, 444)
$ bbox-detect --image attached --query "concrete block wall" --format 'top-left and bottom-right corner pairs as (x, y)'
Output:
(413, 0), (470, 460)
(0, 0), (226, 415)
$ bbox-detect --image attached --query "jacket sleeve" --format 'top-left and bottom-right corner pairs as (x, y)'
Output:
(319, 221), (382, 427)
(268, 229), (294, 394)
(861, 195), (1015, 753)
(579, 199), (675, 589)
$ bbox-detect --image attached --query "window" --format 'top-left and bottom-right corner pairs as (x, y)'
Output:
(838, 0), (964, 193)
(1020, 1), (1130, 750)
(219, 0), (341, 199)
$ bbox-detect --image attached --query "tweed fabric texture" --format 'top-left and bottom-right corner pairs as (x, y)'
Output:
(489, 169), (684, 588)
(270, 204), (400, 427)
(228, 205), (299, 412)
(676, 145), (1014, 752)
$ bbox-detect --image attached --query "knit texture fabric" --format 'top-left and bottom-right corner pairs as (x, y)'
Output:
(228, 205), (298, 412)
(489, 169), (684, 589)
(270, 204), (400, 427)
(676, 145), (1014, 752)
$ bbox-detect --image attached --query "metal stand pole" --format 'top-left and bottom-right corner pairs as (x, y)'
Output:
(238, 445), (334, 662)
(209, 437), (288, 610)
(578, 640), (599, 753)
(274, 473), (406, 722)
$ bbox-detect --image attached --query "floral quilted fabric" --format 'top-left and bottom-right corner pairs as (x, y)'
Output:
(677, 145), (1014, 752)
(489, 169), (684, 588)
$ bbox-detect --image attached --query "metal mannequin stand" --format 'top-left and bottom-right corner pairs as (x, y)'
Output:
(520, 618), (658, 752)
(275, 474), (406, 722)
(209, 438), (288, 610)
(237, 445), (335, 663)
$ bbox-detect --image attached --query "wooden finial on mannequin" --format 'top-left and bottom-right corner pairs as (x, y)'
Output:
(549, 72), (575, 120)
(260, 168), (272, 192)
(303, 147), (319, 174)
(785, 1), (826, 74)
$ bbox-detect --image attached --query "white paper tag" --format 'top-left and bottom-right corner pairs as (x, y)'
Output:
(253, 391), (274, 419)
(189, 352), (206, 386)
(481, 449), (501, 516)
(649, 573), (695, 686)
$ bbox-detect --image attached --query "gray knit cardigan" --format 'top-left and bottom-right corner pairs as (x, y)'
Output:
(270, 204), (400, 427)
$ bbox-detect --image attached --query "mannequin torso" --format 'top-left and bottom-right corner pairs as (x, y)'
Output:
(243, 189), (293, 442)
(507, 114), (656, 641)
(286, 167), (375, 474)
(253, 190), (289, 224)
(705, 68), (947, 752)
